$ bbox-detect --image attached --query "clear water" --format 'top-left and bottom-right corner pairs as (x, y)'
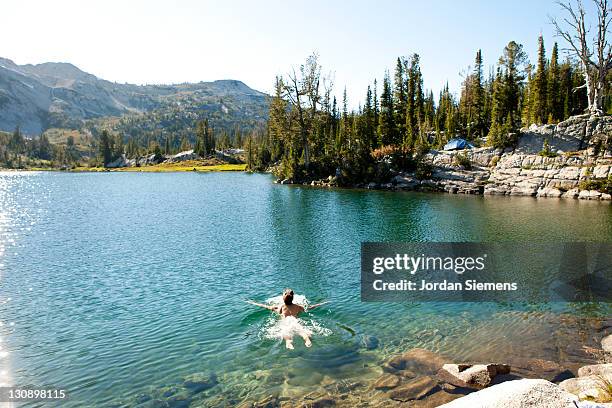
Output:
(0, 171), (610, 407)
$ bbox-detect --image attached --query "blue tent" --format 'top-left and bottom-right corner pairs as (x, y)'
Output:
(444, 138), (474, 151)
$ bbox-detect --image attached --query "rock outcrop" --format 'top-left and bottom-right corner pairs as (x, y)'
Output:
(437, 363), (511, 389)
(360, 115), (612, 200)
(518, 114), (612, 155)
(483, 151), (611, 198)
(560, 375), (612, 403)
(603, 335), (612, 353)
(560, 363), (612, 403)
(168, 150), (199, 163)
(438, 379), (578, 408)
(106, 154), (130, 168)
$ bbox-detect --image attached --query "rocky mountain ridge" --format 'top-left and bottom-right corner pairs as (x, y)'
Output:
(0, 57), (269, 134)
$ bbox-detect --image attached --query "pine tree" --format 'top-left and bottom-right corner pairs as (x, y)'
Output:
(500, 41), (527, 129)
(235, 130), (243, 148)
(269, 76), (289, 149)
(472, 50), (485, 138)
(559, 59), (573, 119)
(377, 73), (396, 146)
(372, 79), (379, 140)
(547, 43), (561, 123)
(166, 136), (173, 155)
(488, 68), (506, 147)
(113, 134), (124, 159)
(393, 58), (407, 141)
(363, 85), (376, 148)
(405, 54), (423, 148)
(340, 87), (351, 151)
(38, 133), (52, 160)
(422, 90), (435, 136)
(99, 130), (112, 166)
(531, 35), (548, 124)
(194, 121), (205, 156)
(180, 136), (192, 151)
(521, 63), (534, 126)
(9, 126), (24, 155)
(489, 41), (527, 146)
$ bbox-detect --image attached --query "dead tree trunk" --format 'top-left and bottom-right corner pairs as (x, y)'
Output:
(552, 0), (612, 115)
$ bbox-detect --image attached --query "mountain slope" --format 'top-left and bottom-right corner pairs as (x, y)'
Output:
(0, 57), (269, 135)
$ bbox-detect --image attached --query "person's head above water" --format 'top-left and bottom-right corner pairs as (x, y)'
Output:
(282, 288), (294, 305)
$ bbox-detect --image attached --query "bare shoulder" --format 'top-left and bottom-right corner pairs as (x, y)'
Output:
(297, 304), (305, 313)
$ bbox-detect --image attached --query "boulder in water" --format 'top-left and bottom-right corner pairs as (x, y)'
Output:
(385, 348), (447, 375)
(182, 372), (218, 393)
(372, 373), (401, 390)
(437, 363), (511, 389)
(438, 379), (578, 407)
(510, 358), (573, 383)
(388, 375), (440, 402)
(360, 335), (379, 350)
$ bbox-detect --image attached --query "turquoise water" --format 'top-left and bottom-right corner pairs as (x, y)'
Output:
(0, 171), (610, 407)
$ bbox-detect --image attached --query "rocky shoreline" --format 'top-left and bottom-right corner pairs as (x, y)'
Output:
(230, 321), (612, 408)
(113, 316), (612, 407)
(276, 115), (612, 202)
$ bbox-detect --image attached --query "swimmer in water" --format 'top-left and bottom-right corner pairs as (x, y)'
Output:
(246, 288), (329, 349)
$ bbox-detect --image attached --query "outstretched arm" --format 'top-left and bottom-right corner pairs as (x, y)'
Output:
(245, 300), (278, 312)
(306, 301), (330, 311)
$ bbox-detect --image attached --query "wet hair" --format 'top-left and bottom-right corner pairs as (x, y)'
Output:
(282, 288), (294, 305)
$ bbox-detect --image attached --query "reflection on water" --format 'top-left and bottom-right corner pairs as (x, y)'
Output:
(0, 171), (609, 406)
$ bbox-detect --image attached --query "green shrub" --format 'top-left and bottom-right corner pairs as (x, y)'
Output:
(539, 139), (557, 158)
(490, 156), (500, 167)
(579, 176), (612, 194)
(415, 161), (433, 180)
(454, 152), (472, 169)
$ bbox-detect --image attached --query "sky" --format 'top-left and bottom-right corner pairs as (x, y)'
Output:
(2, 0), (593, 107)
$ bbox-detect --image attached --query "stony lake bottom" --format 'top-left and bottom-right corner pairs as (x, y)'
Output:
(0, 171), (610, 407)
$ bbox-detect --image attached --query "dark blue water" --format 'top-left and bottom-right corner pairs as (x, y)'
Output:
(0, 171), (610, 406)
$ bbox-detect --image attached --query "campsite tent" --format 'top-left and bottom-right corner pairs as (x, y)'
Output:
(443, 138), (474, 151)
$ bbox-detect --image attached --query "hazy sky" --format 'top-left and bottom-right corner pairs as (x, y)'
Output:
(3, 0), (589, 106)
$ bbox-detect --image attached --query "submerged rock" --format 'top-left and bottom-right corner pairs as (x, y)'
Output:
(165, 392), (191, 408)
(302, 396), (336, 407)
(372, 373), (401, 390)
(360, 335), (379, 350)
(438, 379), (578, 408)
(252, 394), (278, 408)
(182, 372), (218, 393)
(385, 348), (447, 375)
(388, 376), (440, 402)
(437, 363), (511, 389)
(510, 358), (574, 383)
